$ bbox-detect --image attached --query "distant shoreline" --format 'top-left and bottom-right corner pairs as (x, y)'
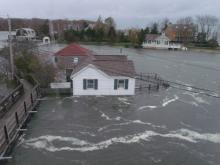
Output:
(78, 41), (220, 54)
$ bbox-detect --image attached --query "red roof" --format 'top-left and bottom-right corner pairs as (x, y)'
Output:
(55, 43), (91, 57)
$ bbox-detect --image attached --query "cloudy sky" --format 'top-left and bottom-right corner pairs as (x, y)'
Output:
(1, 0), (220, 28)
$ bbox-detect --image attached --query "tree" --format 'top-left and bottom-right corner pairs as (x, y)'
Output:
(150, 23), (159, 34)
(15, 51), (56, 87)
(144, 27), (150, 34)
(160, 18), (170, 31)
(108, 26), (117, 42)
(39, 20), (49, 37)
(207, 38), (219, 48)
(138, 29), (145, 46)
(196, 15), (219, 41)
(128, 29), (139, 45)
(105, 17), (116, 28)
(176, 16), (194, 25)
(197, 32), (207, 43)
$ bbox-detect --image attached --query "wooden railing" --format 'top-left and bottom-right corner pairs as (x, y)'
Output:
(0, 75), (40, 157)
(135, 73), (170, 90)
(0, 77), (24, 119)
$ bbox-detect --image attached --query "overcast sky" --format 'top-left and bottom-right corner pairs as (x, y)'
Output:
(1, 0), (220, 28)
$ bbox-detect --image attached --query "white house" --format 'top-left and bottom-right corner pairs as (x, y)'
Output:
(15, 28), (36, 41)
(142, 32), (187, 50)
(54, 44), (136, 96)
(71, 64), (135, 96)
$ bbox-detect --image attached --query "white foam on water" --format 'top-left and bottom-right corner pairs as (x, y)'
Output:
(100, 111), (122, 121)
(183, 92), (209, 105)
(170, 129), (220, 143)
(162, 95), (179, 107)
(118, 97), (131, 105)
(80, 132), (96, 137)
(180, 122), (193, 128)
(24, 129), (220, 153)
(98, 119), (167, 132)
(138, 105), (158, 111)
(101, 112), (111, 120)
(179, 99), (199, 107)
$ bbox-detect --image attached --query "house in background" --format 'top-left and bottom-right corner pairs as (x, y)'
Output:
(54, 44), (136, 96)
(164, 23), (197, 43)
(15, 28), (36, 41)
(142, 32), (187, 50)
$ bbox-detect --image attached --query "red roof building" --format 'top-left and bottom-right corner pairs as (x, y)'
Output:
(55, 43), (92, 57)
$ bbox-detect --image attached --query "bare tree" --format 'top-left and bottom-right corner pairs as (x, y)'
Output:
(176, 16), (194, 25)
(160, 18), (170, 31)
(196, 15), (219, 40)
(104, 17), (116, 28)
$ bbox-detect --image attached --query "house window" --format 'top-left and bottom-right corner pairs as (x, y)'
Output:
(118, 80), (125, 88)
(73, 57), (79, 64)
(87, 79), (95, 89)
(83, 79), (98, 90)
(114, 79), (129, 90)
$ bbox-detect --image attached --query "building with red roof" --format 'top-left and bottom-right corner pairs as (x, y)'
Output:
(53, 43), (136, 95)
(55, 43), (92, 57)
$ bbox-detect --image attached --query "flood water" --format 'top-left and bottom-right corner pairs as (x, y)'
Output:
(6, 45), (220, 165)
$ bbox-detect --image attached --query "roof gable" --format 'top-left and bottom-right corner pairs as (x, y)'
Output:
(71, 64), (110, 79)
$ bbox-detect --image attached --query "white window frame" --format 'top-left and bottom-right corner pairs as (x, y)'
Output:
(118, 79), (126, 89)
(87, 79), (95, 89)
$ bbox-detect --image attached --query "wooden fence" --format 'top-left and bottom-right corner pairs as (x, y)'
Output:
(0, 77), (24, 119)
(0, 76), (40, 157)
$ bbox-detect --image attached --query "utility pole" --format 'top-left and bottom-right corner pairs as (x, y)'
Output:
(7, 15), (14, 79)
(49, 20), (55, 43)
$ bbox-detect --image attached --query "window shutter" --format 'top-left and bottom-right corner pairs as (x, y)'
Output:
(94, 79), (98, 90)
(114, 79), (118, 90)
(83, 79), (87, 90)
(125, 79), (129, 89)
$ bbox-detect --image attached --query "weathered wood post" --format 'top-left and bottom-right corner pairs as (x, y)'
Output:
(30, 93), (33, 105)
(3, 125), (10, 144)
(24, 101), (27, 114)
(148, 84), (151, 90)
(15, 112), (19, 127)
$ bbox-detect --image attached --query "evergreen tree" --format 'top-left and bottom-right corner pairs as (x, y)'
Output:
(150, 23), (159, 34)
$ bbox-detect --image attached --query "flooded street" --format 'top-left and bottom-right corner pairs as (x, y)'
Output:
(6, 45), (220, 165)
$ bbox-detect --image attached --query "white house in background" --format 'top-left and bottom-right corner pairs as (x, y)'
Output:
(42, 36), (50, 44)
(142, 32), (187, 50)
(15, 28), (36, 41)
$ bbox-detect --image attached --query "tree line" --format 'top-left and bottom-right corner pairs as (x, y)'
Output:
(62, 15), (219, 48)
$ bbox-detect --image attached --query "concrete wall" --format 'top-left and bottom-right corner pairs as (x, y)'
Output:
(72, 67), (135, 96)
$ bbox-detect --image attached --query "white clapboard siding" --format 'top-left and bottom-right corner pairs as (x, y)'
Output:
(72, 66), (135, 96)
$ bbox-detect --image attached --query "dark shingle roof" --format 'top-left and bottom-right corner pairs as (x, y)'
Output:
(70, 55), (136, 77)
(55, 44), (136, 77)
(145, 34), (160, 41)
